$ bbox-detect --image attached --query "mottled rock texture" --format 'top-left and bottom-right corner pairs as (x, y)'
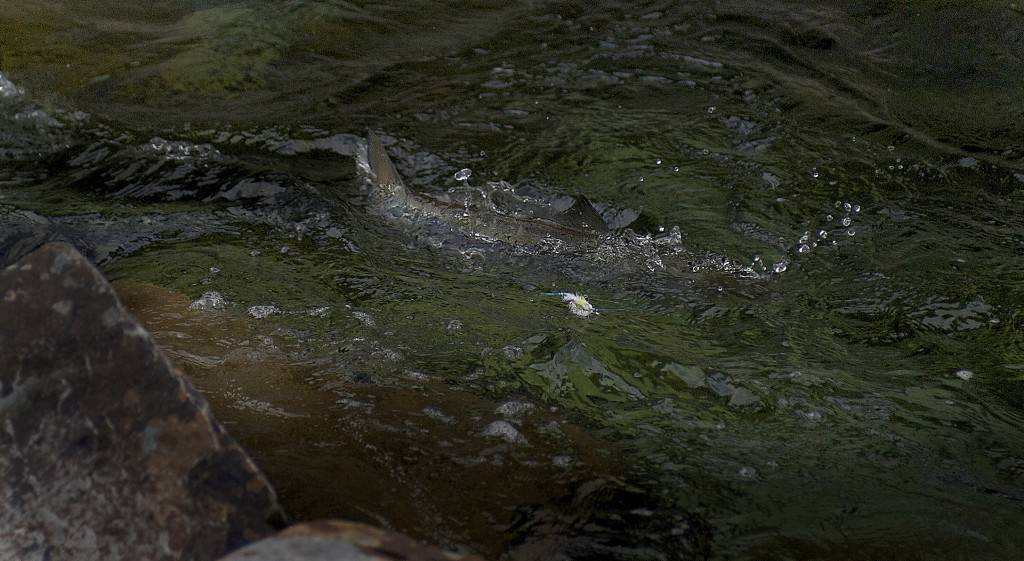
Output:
(219, 521), (485, 561)
(0, 242), (284, 561)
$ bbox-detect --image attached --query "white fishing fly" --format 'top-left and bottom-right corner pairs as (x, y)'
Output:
(553, 292), (595, 318)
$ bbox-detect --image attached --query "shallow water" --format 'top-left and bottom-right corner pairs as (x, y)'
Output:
(3, 1), (1024, 559)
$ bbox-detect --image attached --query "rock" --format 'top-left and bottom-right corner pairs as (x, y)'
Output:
(218, 520), (485, 561)
(662, 363), (706, 388)
(481, 420), (528, 445)
(0, 242), (284, 561)
(0, 206), (61, 267)
(728, 387), (761, 408)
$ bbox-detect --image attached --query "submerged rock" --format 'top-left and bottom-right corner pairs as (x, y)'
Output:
(0, 242), (284, 561)
(219, 520), (485, 561)
(482, 420), (528, 445)
(191, 290), (229, 311)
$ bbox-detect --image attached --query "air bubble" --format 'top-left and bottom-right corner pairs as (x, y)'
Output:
(841, 217), (852, 226)
(843, 202), (852, 212)
(887, 145), (895, 151)
(798, 244), (810, 253)
(811, 168), (820, 178)
(672, 165), (680, 172)
(853, 204), (861, 213)
(454, 168), (473, 181)
(639, 177), (646, 182)
(818, 230), (828, 239)
(773, 261), (788, 273)
(707, 106), (716, 114)
(656, 159), (663, 165)
(846, 228), (855, 236)
(826, 214), (834, 221)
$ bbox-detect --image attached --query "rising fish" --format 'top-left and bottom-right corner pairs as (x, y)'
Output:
(364, 132), (610, 246)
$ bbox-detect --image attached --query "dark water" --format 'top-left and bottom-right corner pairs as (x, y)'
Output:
(3, 1), (1024, 559)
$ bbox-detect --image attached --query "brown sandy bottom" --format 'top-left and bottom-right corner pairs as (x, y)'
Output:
(113, 279), (638, 557)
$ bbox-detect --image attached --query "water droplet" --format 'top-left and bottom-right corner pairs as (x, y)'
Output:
(738, 466), (757, 479)
(672, 165), (680, 172)
(707, 106), (716, 114)
(479, 150), (486, 156)
(818, 230), (828, 239)
(656, 158), (663, 165)
(853, 204), (861, 213)
(887, 145), (895, 151)
(846, 228), (855, 236)
(657, 225), (665, 232)
(811, 168), (820, 178)
(279, 246), (290, 254)
(639, 176), (646, 182)
(841, 217), (852, 227)
(753, 254), (762, 262)
(773, 261), (788, 273)
(826, 214), (834, 221)
(702, 149), (710, 155)
(209, 266), (220, 273)
(798, 244), (810, 253)
(454, 168), (472, 181)
(843, 202), (852, 212)
(834, 200), (842, 209)
(955, 369), (974, 381)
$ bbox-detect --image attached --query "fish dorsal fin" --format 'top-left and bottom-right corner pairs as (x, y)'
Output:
(367, 132), (406, 189)
(554, 195), (608, 232)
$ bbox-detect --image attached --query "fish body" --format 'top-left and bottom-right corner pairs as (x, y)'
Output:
(365, 132), (608, 247)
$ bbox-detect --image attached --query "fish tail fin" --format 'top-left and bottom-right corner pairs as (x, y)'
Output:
(367, 131), (406, 189)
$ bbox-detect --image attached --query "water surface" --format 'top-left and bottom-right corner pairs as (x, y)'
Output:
(2, 1), (1024, 559)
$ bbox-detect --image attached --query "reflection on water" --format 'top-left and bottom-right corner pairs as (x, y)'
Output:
(3, 1), (1024, 559)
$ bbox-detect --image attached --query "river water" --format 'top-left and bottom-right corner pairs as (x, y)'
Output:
(2, 1), (1024, 559)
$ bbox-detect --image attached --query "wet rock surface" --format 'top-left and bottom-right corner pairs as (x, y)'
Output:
(0, 242), (284, 561)
(220, 520), (485, 561)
